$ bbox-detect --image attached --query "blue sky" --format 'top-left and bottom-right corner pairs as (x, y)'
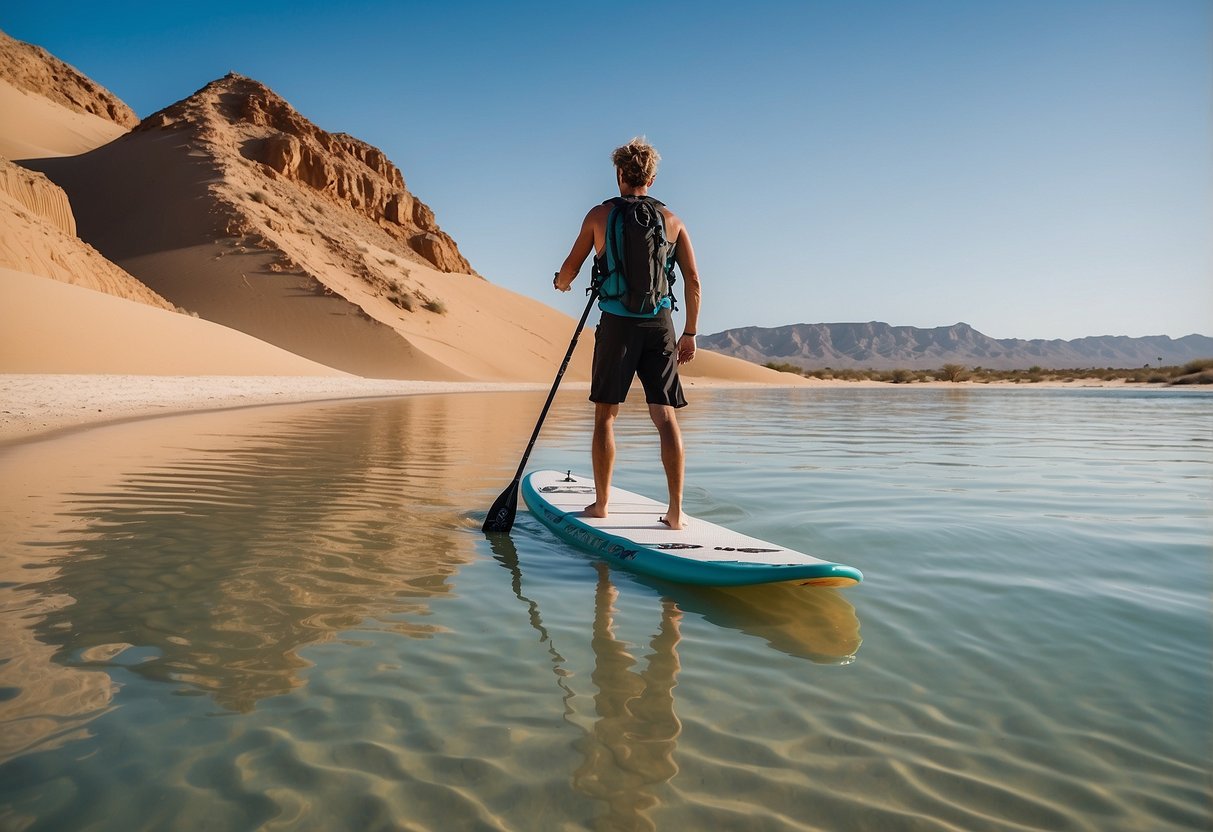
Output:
(6, 0), (1210, 339)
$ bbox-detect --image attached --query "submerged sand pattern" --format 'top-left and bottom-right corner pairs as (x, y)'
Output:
(2, 391), (1207, 830)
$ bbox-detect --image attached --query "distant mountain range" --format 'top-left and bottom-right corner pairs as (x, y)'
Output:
(699, 322), (1213, 371)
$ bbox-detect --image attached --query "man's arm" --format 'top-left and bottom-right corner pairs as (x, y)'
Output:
(554, 208), (601, 292)
(674, 227), (701, 364)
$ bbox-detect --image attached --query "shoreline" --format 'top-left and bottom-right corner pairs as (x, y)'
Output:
(0, 373), (1177, 446)
(0, 375), (556, 446)
(0, 374), (802, 445)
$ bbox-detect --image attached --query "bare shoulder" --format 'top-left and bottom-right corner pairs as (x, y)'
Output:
(582, 203), (612, 253)
(584, 203), (611, 232)
(660, 205), (688, 243)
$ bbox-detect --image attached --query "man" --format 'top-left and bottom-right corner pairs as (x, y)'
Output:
(553, 138), (701, 530)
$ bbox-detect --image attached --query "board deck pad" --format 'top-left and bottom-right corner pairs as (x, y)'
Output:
(521, 470), (862, 587)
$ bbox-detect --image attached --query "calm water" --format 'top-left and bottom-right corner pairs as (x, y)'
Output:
(0, 387), (1209, 831)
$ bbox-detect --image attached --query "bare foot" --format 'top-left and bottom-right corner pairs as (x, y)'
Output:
(583, 502), (608, 519)
(659, 515), (684, 531)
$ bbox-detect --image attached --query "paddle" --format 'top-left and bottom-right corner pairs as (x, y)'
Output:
(482, 285), (598, 533)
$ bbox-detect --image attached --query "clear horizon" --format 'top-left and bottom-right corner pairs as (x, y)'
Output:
(5, 0), (1210, 340)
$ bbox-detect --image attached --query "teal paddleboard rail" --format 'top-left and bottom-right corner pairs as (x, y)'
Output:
(521, 471), (863, 588)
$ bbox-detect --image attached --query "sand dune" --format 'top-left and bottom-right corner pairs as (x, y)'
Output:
(0, 30), (179, 315)
(0, 27), (133, 160)
(23, 77), (583, 381)
(0, 32), (793, 390)
(25, 73), (793, 385)
(0, 80), (128, 160)
(0, 267), (347, 376)
(0, 29), (137, 128)
(0, 156), (175, 309)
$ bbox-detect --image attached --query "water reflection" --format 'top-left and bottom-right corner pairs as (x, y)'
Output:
(4, 390), (859, 826)
(572, 563), (681, 832)
(490, 534), (680, 831)
(661, 581), (861, 664)
(1, 387), (1205, 830)
(6, 397), (526, 715)
(489, 533), (860, 830)
(487, 534), (576, 719)
(0, 607), (115, 761)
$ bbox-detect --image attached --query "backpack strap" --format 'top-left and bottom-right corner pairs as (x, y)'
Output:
(590, 198), (624, 295)
(592, 197), (639, 293)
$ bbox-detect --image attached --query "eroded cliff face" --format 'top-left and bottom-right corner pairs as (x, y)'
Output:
(0, 156), (76, 236)
(138, 73), (474, 274)
(0, 28), (138, 128)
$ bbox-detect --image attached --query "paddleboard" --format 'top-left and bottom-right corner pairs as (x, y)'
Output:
(521, 470), (862, 588)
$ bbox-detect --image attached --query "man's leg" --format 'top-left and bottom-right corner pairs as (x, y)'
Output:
(648, 403), (685, 529)
(585, 403), (619, 517)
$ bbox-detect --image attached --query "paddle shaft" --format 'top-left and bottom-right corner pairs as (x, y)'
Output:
(509, 288), (598, 483)
(482, 287), (597, 532)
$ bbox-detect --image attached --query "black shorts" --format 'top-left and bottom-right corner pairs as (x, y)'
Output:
(590, 310), (687, 408)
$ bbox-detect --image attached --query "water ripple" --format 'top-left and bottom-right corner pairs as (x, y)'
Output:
(0, 388), (1208, 830)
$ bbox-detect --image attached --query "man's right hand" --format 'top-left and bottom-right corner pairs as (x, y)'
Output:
(677, 334), (697, 364)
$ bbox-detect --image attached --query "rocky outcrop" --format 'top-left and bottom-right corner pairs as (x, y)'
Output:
(139, 73), (474, 274)
(0, 28), (138, 128)
(701, 322), (1213, 371)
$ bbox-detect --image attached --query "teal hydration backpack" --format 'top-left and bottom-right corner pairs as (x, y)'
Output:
(592, 196), (677, 315)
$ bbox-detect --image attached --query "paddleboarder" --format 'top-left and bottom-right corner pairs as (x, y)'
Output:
(553, 138), (702, 529)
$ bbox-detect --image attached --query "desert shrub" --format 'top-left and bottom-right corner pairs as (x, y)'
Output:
(1169, 369), (1213, 385)
(1181, 358), (1213, 375)
(763, 361), (805, 375)
(249, 190), (269, 204)
(268, 252), (303, 273)
(889, 369), (912, 384)
(423, 298), (447, 314)
(940, 363), (967, 382)
(389, 294), (415, 311)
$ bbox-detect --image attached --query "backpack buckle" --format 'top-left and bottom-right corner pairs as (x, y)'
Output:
(589, 260), (607, 297)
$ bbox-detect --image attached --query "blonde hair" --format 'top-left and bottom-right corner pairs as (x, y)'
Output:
(612, 137), (660, 187)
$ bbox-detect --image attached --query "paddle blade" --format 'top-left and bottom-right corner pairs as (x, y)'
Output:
(482, 479), (520, 533)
